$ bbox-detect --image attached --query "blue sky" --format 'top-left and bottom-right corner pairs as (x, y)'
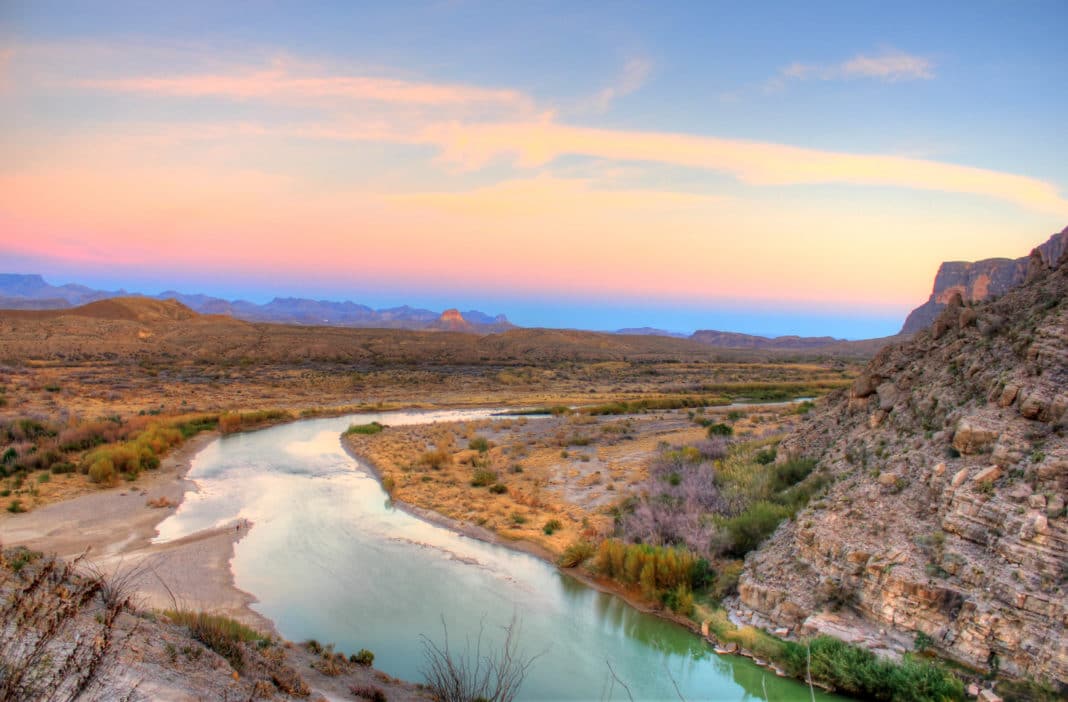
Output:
(1, 1), (1065, 337)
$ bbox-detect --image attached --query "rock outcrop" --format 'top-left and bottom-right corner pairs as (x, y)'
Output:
(431, 308), (476, 332)
(901, 227), (1067, 334)
(740, 231), (1068, 690)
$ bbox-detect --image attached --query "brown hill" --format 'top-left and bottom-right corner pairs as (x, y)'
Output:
(901, 226), (1067, 334)
(0, 297), (745, 364)
(739, 238), (1068, 687)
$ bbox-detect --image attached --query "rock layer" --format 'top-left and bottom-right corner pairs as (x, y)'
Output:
(741, 233), (1068, 689)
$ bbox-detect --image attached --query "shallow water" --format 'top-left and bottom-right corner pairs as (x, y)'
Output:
(157, 409), (840, 701)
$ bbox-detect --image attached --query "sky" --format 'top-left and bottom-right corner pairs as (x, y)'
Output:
(1, 1), (1066, 338)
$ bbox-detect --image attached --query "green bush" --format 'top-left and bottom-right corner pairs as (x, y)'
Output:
(707, 423), (733, 437)
(770, 457), (817, 491)
(87, 458), (117, 485)
(345, 422), (384, 435)
(165, 610), (266, 673)
(6, 499), (26, 514)
(718, 501), (790, 556)
(558, 541), (594, 568)
(470, 468), (497, 487)
(468, 436), (490, 452)
(350, 648), (374, 666)
(542, 519), (563, 535)
(778, 635), (965, 701)
(49, 461), (76, 475)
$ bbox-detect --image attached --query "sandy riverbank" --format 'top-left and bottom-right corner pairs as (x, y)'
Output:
(0, 430), (275, 634)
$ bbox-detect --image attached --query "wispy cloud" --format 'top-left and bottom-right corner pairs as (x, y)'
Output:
(581, 57), (652, 113)
(778, 49), (934, 84)
(81, 60), (534, 111)
(418, 120), (1068, 217)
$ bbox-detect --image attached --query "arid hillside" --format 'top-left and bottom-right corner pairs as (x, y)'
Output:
(0, 297), (743, 364)
(740, 240), (1068, 689)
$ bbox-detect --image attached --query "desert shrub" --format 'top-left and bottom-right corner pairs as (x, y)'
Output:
(468, 436), (490, 452)
(771, 458), (817, 491)
(351, 685), (387, 702)
(87, 458), (116, 485)
(661, 583), (694, 615)
(346, 422), (384, 435)
(489, 483), (508, 494)
(165, 610), (266, 673)
(218, 409), (289, 435)
(558, 541), (595, 568)
(718, 501), (790, 556)
(50, 461), (76, 474)
(779, 635), (965, 701)
(590, 396), (722, 415)
(711, 560), (743, 601)
(594, 540), (703, 601)
(350, 648), (375, 666)
(706, 423), (733, 437)
(754, 448), (777, 465)
(419, 449), (451, 470)
(470, 468), (497, 487)
(218, 412), (241, 434)
(6, 499), (25, 514)
(542, 519), (562, 535)
(621, 447), (721, 555)
(510, 512), (527, 525)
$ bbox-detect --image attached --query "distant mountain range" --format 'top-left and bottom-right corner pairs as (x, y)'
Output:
(0, 274), (514, 332)
(0, 273), (897, 353)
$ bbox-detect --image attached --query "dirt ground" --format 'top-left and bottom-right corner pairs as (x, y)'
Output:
(344, 403), (803, 556)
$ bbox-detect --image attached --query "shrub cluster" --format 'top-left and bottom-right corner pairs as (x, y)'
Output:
(345, 422), (384, 435)
(165, 610), (267, 673)
(594, 540), (708, 614)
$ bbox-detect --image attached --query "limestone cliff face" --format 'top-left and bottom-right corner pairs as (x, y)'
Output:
(901, 227), (1068, 334)
(740, 237), (1068, 689)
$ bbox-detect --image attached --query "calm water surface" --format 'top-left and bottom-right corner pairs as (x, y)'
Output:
(156, 409), (840, 701)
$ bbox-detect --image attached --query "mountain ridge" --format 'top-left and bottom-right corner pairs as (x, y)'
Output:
(739, 233), (1068, 687)
(0, 275), (513, 333)
(901, 226), (1068, 334)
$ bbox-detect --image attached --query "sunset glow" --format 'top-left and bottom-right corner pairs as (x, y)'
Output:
(2, 2), (1065, 335)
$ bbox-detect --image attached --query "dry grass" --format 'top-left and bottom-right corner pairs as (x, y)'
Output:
(344, 404), (806, 556)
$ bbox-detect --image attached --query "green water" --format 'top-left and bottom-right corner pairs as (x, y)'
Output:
(156, 409), (841, 701)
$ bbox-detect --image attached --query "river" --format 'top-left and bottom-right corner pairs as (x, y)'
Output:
(155, 409), (840, 701)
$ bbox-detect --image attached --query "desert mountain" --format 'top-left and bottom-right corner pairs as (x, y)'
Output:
(614, 327), (689, 339)
(0, 297), (745, 364)
(739, 234), (1068, 686)
(690, 329), (901, 357)
(430, 308), (475, 332)
(0, 275), (513, 332)
(900, 227), (1068, 334)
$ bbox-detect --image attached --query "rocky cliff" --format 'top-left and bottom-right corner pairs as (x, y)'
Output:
(740, 235), (1068, 690)
(901, 227), (1068, 334)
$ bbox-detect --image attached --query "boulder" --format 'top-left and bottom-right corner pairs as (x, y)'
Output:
(953, 417), (999, 455)
(951, 468), (969, 487)
(972, 466), (1003, 484)
(1047, 494), (1065, 518)
(997, 383), (1020, 408)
